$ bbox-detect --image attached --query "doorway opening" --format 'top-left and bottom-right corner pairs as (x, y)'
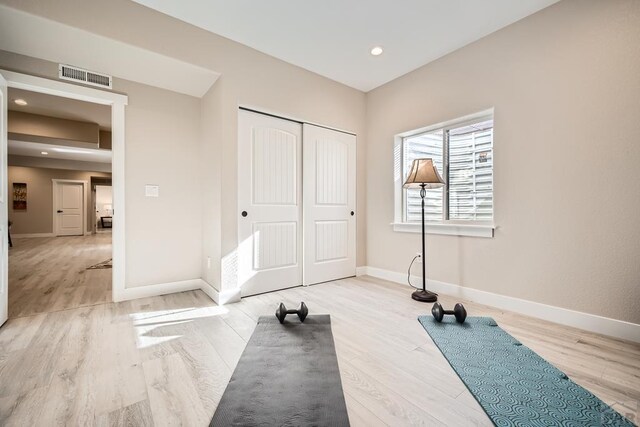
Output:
(6, 87), (113, 318)
(93, 178), (113, 234)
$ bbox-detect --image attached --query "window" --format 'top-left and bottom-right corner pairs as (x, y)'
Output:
(396, 113), (494, 236)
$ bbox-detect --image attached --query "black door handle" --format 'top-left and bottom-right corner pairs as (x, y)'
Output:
(350, 211), (355, 216)
(57, 210), (63, 213)
(241, 211), (248, 217)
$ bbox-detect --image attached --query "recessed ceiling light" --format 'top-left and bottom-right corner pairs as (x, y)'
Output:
(14, 99), (28, 106)
(370, 46), (383, 56)
(41, 151), (48, 155)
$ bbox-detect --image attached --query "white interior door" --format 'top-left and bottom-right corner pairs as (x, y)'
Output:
(0, 73), (8, 326)
(55, 182), (84, 236)
(303, 124), (356, 285)
(238, 110), (302, 296)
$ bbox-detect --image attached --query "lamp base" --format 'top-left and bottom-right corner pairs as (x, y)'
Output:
(411, 289), (438, 303)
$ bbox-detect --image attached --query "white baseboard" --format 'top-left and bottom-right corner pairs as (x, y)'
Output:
(200, 280), (241, 305)
(358, 266), (640, 344)
(112, 277), (243, 306)
(114, 278), (204, 302)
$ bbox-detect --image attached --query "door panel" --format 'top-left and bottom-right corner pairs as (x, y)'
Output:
(252, 128), (297, 205)
(0, 73), (7, 326)
(315, 220), (348, 262)
(55, 182), (84, 236)
(315, 138), (349, 205)
(303, 124), (356, 285)
(238, 110), (302, 296)
(253, 221), (297, 270)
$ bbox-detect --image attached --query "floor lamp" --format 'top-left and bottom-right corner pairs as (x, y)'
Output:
(403, 158), (445, 302)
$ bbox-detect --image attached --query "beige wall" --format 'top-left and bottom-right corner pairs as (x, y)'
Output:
(0, 21), (365, 293)
(366, 0), (640, 324)
(117, 78), (202, 288)
(8, 166), (111, 234)
(99, 130), (112, 150)
(0, 0), (367, 296)
(0, 50), (203, 288)
(200, 81), (223, 290)
(9, 110), (99, 144)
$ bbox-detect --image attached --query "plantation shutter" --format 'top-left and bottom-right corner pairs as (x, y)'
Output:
(447, 119), (493, 220)
(403, 130), (444, 222)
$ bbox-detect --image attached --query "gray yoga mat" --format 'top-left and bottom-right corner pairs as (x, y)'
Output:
(210, 315), (350, 426)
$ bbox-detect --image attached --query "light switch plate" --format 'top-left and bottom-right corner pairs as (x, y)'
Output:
(145, 185), (159, 197)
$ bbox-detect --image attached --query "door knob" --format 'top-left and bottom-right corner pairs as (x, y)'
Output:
(241, 211), (248, 217)
(350, 211), (355, 216)
(57, 210), (63, 213)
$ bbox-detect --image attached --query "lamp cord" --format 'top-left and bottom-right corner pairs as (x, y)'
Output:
(407, 255), (439, 295)
(407, 255), (421, 289)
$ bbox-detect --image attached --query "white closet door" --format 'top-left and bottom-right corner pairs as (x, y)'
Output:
(238, 110), (302, 297)
(303, 124), (356, 285)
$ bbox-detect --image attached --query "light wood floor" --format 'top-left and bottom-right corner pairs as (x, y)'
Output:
(8, 234), (112, 318)
(0, 276), (638, 426)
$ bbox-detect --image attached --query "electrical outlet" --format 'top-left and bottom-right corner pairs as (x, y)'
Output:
(207, 257), (211, 269)
(416, 253), (422, 262)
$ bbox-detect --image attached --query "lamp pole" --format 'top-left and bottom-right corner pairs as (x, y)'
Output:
(412, 183), (438, 302)
(403, 158), (443, 302)
(421, 184), (426, 293)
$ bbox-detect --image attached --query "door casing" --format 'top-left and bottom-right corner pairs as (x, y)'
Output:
(0, 73), (7, 326)
(0, 69), (128, 305)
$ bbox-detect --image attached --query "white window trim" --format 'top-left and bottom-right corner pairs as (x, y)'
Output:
(392, 109), (496, 238)
(391, 222), (495, 238)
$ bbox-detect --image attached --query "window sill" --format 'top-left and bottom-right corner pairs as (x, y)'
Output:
(391, 222), (495, 238)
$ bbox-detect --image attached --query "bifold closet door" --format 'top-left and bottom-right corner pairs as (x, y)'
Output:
(303, 124), (356, 285)
(238, 110), (303, 297)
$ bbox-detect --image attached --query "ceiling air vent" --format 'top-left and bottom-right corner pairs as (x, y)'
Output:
(58, 64), (113, 89)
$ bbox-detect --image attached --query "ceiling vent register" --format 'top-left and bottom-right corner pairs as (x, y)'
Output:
(58, 64), (113, 89)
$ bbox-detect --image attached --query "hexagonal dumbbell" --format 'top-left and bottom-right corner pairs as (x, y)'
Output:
(275, 302), (309, 324)
(431, 302), (467, 323)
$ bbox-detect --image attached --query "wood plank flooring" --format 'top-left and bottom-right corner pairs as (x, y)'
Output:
(8, 234), (112, 318)
(1, 276), (639, 425)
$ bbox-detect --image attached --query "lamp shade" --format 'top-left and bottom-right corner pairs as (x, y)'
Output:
(403, 158), (445, 189)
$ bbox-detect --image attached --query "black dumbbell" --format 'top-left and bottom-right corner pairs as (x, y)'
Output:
(431, 302), (467, 323)
(275, 302), (309, 324)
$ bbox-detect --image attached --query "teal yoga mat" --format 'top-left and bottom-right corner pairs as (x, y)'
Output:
(418, 316), (635, 426)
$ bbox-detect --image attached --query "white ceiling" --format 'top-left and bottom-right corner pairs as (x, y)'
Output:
(8, 140), (112, 164)
(131, 0), (560, 91)
(9, 88), (111, 130)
